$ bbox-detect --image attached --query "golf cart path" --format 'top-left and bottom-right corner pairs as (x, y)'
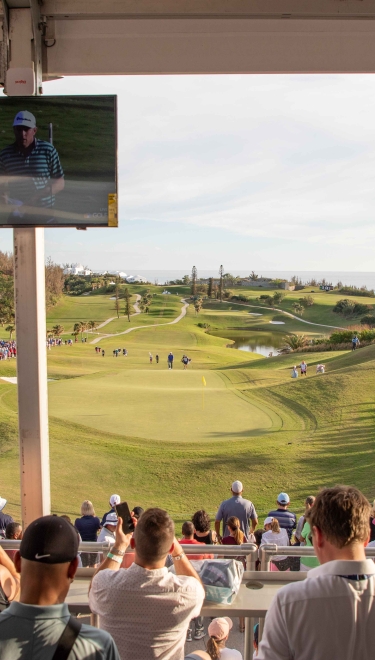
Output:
(94, 295), (141, 330)
(90, 298), (189, 344)
(229, 301), (345, 330)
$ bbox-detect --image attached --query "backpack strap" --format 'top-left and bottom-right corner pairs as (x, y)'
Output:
(51, 616), (82, 660)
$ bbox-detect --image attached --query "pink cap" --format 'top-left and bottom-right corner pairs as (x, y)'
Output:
(208, 617), (233, 640)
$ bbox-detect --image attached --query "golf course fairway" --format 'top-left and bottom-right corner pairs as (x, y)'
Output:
(1, 284), (375, 524)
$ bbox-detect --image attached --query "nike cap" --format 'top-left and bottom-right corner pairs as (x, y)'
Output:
(20, 515), (79, 564)
(13, 110), (36, 129)
(109, 494), (121, 507)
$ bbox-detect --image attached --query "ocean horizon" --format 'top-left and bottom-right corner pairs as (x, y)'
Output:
(122, 270), (375, 289)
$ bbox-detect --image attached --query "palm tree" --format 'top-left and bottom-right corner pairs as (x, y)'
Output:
(283, 335), (308, 350)
(72, 322), (81, 343)
(52, 324), (64, 337)
(194, 297), (203, 315)
(292, 302), (304, 317)
(5, 324), (15, 340)
(87, 320), (98, 333)
(115, 283), (120, 318)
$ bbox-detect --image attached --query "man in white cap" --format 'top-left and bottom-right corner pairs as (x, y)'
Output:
(101, 494), (121, 527)
(215, 481), (258, 541)
(0, 110), (64, 224)
(0, 497), (13, 538)
(98, 512), (118, 545)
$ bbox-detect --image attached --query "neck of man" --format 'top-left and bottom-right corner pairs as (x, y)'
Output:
(278, 505), (288, 510)
(20, 577), (68, 606)
(134, 551), (167, 570)
(320, 541), (367, 564)
(184, 535), (194, 541)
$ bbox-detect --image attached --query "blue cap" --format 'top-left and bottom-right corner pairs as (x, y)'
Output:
(277, 492), (290, 504)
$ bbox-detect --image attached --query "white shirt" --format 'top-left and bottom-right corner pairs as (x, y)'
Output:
(257, 559), (375, 660)
(89, 563), (205, 660)
(97, 527), (116, 544)
(260, 529), (289, 560)
(220, 647), (243, 659)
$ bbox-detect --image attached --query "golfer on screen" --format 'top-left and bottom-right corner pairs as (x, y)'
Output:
(0, 110), (64, 224)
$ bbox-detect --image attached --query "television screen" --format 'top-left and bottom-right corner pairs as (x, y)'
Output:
(0, 95), (117, 228)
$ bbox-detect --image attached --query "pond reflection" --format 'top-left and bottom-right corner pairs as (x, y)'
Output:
(208, 330), (287, 357)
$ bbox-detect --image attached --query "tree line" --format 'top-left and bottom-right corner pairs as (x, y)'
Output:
(0, 251), (65, 337)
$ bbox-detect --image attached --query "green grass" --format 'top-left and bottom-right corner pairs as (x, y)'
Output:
(2, 287), (375, 526)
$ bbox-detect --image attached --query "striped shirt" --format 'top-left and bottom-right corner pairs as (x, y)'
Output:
(267, 508), (296, 540)
(0, 139), (64, 208)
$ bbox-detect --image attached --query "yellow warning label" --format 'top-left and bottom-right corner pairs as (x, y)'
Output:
(108, 194), (118, 227)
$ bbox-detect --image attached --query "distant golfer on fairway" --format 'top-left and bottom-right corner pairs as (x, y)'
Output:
(0, 111), (65, 224)
(168, 352), (174, 369)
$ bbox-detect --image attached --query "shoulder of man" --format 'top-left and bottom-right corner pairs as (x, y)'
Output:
(171, 572), (206, 598)
(78, 623), (120, 659)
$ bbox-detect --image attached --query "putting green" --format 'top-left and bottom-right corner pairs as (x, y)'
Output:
(48, 369), (274, 443)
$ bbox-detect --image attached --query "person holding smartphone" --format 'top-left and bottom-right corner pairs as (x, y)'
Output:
(89, 506), (205, 660)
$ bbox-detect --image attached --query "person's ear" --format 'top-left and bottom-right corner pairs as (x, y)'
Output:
(68, 557), (79, 580)
(169, 542), (175, 554)
(14, 551), (21, 573)
(312, 526), (323, 549)
(130, 537), (135, 550)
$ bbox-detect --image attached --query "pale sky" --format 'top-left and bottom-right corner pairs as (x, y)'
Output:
(1, 73), (375, 272)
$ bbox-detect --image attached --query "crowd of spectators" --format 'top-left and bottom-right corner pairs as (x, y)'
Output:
(0, 340), (16, 360)
(1, 483), (375, 659)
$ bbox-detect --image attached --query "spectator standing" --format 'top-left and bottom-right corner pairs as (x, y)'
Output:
(179, 522), (210, 642)
(192, 510), (218, 545)
(257, 486), (375, 660)
(300, 518), (319, 571)
(291, 366), (298, 378)
(168, 352), (174, 369)
(102, 494), (121, 526)
(75, 500), (101, 567)
(300, 360), (307, 376)
(206, 617), (242, 660)
(4, 522), (22, 563)
(0, 515), (120, 659)
(89, 507), (205, 660)
(267, 493), (298, 571)
(0, 498), (13, 538)
(352, 335), (360, 351)
(215, 481), (258, 541)
(295, 496), (315, 545)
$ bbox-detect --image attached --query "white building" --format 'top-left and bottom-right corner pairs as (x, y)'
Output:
(126, 275), (148, 283)
(63, 263), (92, 276)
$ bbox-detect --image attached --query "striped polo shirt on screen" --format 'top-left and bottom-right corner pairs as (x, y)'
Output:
(0, 139), (64, 208)
(267, 508), (297, 540)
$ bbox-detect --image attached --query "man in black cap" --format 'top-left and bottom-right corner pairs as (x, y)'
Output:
(0, 515), (120, 659)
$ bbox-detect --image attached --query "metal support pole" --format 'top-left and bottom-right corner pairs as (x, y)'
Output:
(14, 228), (51, 527)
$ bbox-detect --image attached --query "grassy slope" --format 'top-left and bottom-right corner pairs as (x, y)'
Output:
(2, 288), (375, 526)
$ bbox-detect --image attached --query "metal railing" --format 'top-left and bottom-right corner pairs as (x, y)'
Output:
(259, 544), (375, 570)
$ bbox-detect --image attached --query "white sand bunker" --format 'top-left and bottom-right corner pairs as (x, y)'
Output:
(249, 313), (262, 316)
(269, 321), (285, 325)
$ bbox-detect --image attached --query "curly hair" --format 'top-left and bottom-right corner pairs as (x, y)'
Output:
(192, 509), (211, 533)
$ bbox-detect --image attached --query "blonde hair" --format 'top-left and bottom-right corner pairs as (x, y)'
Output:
(270, 518), (280, 533)
(81, 500), (95, 516)
(206, 636), (225, 660)
(227, 516), (245, 545)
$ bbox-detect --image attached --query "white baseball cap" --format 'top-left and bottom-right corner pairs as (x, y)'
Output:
(0, 497), (7, 512)
(103, 512), (118, 527)
(231, 480), (243, 494)
(264, 517), (274, 526)
(109, 494), (121, 507)
(13, 111), (36, 129)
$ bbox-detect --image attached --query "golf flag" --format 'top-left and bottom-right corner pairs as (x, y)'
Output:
(202, 376), (206, 387)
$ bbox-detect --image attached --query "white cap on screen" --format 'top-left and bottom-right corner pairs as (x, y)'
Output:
(231, 480), (243, 493)
(13, 111), (36, 129)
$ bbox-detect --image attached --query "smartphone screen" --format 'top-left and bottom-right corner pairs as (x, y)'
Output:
(115, 501), (135, 535)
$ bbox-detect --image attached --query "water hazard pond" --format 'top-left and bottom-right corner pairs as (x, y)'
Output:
(208, 330), (287, 357)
